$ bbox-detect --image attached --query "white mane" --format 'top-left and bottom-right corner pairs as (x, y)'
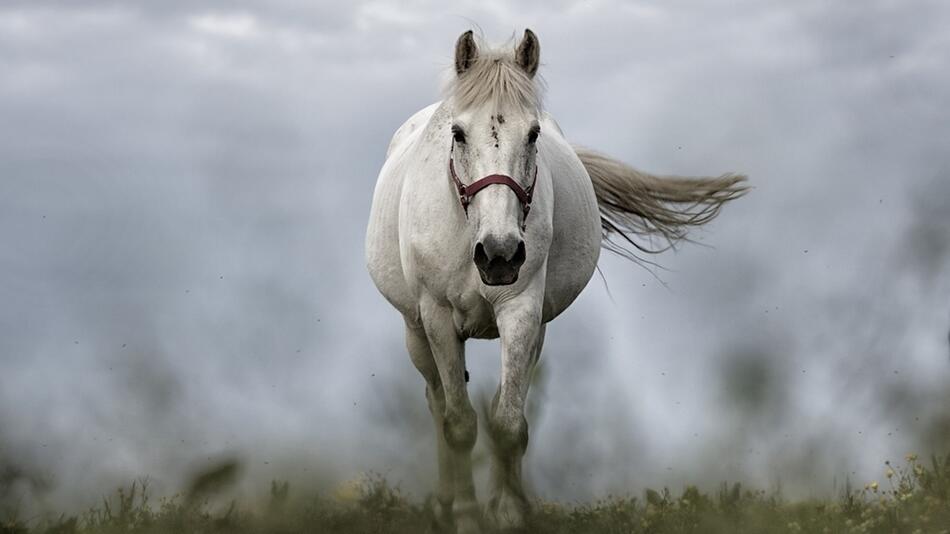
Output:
(443, 45), (542, 111)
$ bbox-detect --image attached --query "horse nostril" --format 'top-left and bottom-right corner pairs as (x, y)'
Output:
(473, 242), (489, 269)
(511, 240), (526, 268)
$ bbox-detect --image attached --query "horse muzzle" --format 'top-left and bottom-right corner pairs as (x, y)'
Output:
(473, 235), (526, 286)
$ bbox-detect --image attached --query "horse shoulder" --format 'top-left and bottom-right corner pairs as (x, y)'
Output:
(367, 102), (443, 319)
(386, 101), (442, 158)
(540, 111), (565, 137)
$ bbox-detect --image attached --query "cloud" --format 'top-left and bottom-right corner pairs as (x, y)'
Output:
(0, 0), (948, 513)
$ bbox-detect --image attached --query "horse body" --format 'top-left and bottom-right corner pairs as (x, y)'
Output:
(365, 29), (747, 533)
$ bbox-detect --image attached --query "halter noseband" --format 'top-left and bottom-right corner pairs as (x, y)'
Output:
(448, 145), (538, 228)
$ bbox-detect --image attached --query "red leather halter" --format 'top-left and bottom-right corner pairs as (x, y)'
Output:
(448, 145), (538, 227)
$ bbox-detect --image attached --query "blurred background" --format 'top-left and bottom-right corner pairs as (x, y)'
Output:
(1, 0), (948, 514)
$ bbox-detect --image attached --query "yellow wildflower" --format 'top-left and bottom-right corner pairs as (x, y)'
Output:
(333, 475), (365, 502)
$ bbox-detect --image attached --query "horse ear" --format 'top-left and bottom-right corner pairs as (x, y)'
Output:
(455, 30), (478, 76)
(515, 29), (540, 78)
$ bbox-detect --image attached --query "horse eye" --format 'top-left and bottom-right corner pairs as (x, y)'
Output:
(452, 125), (466, 144)
(527, 126), (540, 144)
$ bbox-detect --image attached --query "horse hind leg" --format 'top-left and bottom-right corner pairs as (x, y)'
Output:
(404, 319), (455, 531)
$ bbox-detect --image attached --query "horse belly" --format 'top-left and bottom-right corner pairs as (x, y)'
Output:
(366, 176), (416, 319)
(539, 139), (602, 322)
(542, 225), (600, 322)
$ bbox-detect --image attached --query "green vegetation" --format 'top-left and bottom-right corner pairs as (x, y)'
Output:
(3, 454), (949, 534)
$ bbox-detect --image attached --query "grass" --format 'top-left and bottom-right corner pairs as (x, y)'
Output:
(2, 453), (949, 534)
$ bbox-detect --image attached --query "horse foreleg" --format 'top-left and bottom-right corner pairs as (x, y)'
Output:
(404, 319), (454, 530)
(419, 295), (482, 534)
(488, 299), (544, 530)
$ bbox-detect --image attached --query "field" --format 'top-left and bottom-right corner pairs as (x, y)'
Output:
(3, 453), (949, 534)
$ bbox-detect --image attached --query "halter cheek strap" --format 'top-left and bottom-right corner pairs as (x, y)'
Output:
(449, 145), (539, 227)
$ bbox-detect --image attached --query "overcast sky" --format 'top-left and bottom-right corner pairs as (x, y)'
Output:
(1, 0), (949, 512)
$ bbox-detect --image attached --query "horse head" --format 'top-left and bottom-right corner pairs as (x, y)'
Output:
(446, 29), (542, 286)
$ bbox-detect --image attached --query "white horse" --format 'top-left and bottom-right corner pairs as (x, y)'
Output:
(365, 29), (747, 532)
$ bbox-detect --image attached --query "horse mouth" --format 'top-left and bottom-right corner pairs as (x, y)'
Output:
(477, 262), (520, 286)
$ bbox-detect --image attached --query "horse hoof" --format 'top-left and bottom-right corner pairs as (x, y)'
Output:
(428, 514), (453, 534)
(488, 493), (528, 531)
(424, 495), (454, 533)
(454, 515), (482, 534)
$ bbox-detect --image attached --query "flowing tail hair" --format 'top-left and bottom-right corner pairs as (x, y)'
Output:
(574, 146), (749, 262)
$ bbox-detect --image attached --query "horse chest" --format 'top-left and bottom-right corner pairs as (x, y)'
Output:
(449, 291), (500, 339)
(406, 243), (502, 338)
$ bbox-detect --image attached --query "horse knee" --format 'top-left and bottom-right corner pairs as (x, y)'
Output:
(490, 412), (528, 456)
(443, 405), (477, 450)
(425, 384), (445, 413)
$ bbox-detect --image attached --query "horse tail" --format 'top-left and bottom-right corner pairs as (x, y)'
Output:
(573, 146), (749, 261)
